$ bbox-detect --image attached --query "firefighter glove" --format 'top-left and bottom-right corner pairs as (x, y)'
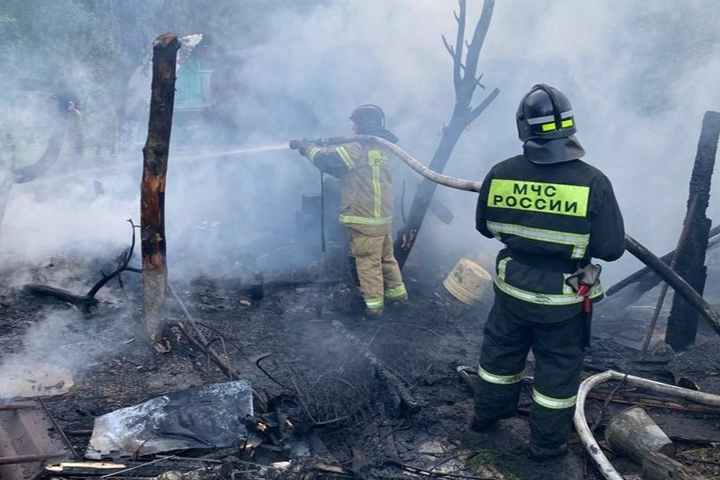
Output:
(565, 264), (602, 293)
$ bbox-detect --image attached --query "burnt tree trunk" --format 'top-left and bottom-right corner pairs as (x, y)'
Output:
(393, 0), (499, 269)
(664, 111), (720, 350)
(141, 32), (180, 347)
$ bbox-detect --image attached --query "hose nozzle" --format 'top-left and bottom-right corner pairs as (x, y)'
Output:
(289, 139), (302, 150)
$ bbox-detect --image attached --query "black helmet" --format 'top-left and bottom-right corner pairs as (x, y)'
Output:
(349, 104), (385, 133)
(516, 84), (577, 142)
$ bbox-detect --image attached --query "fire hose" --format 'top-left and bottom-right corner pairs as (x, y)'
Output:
(575, 370), (720, 480)
(291, 135), (720, 475)
(289, 135), (720, 338)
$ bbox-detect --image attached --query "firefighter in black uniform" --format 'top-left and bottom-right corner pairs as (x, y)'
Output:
(473, 84), (625, 460)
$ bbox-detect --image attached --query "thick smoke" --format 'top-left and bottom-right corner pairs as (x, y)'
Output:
(0, 307), (139, 399)
(1, 0), (720, 287)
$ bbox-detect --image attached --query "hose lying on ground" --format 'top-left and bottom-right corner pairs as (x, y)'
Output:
(574, 370), (720, 480)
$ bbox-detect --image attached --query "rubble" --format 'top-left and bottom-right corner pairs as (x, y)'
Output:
(86, 380), (253, 459)
(0, 364), (74, 400)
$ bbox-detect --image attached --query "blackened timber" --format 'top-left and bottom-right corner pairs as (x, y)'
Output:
(331, 320), (422, 416)
(141, 33), (179, 348)
(642, 452), (696, 480)
(665, 111), (720, 350)
(605, 223), (720, 297)
(624, 234), (720, 338)
(641, 199), (697, 357)
(23, 220), (139, 311)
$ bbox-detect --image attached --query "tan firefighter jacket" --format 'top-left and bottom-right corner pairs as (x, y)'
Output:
(305, 141), (393, 236)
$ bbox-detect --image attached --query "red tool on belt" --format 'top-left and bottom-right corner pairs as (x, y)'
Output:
(566, 264), (602, 350)
(566, 264), (602, 303)
(577, 284), (592, 313)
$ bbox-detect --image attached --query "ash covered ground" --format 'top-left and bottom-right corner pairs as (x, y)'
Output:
(1, 243), (720, 479)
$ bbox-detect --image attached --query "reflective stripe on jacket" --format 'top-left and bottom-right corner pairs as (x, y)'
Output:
(306, 141), (393, 236)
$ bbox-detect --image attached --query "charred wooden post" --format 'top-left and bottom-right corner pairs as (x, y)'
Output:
(624, 235), (720, 337)
(606, 222), (720, 297)
(393, 0), (499, 269)
(141, 33), (180, 349)
(602, 224), (720, 316)
(642, 452), (698, 480)
(665, 111), (720, 350)
(641, 199), (697, 357)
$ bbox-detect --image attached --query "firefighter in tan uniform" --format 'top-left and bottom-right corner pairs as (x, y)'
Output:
(297, 105), (408, 316)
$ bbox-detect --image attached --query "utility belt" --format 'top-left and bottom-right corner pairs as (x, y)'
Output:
(503, 249), (585, 274)
(493, 249), (602, 309)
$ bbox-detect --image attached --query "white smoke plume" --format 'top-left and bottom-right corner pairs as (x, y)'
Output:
(0, 1), (719, 286)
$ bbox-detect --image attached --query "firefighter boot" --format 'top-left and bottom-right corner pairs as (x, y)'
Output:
(527, 442), (568, 461)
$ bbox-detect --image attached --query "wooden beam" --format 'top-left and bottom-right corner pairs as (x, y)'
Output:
(642, 452), (700, 480)
(141, 32), (180, 349)
(624, 235), (720, 338)
(665, 111), (720, 350)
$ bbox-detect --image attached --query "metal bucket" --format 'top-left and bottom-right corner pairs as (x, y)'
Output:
(443, 258), (492, 305)
(605, 407), (676, 464)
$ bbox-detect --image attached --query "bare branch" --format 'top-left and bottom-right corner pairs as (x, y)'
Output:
(86, 219), (138, 297)
(393, 0), (499, 269)
(441, 34), (455, 57)
(24, 219), (142, 311)
(452, 0), (467, 89)
(458, 63), (486, 89)
(467, 88), (500, 124)
(463, 0), (495, 86)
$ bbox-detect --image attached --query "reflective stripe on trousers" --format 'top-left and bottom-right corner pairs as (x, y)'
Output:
(385, 284), (407, 299)
(365, 297), (384, 310)
(532, 388), (576, 409)
(478, 365), (524, 385)
(349, 231), (405, 310)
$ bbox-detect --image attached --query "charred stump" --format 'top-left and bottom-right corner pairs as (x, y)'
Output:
(141, 32), (180, 349)
(664, 111), (720, 350)
(393, 0), (499, 269)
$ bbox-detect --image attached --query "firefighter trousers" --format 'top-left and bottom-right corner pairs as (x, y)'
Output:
(349, 229), (407, 311)
(474, 295), (585, 449)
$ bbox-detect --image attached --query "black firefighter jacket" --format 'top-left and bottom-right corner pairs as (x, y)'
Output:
(476, 154), (625, 322)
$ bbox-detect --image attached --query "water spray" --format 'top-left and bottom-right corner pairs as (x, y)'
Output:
(173, 143), (289, 162)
